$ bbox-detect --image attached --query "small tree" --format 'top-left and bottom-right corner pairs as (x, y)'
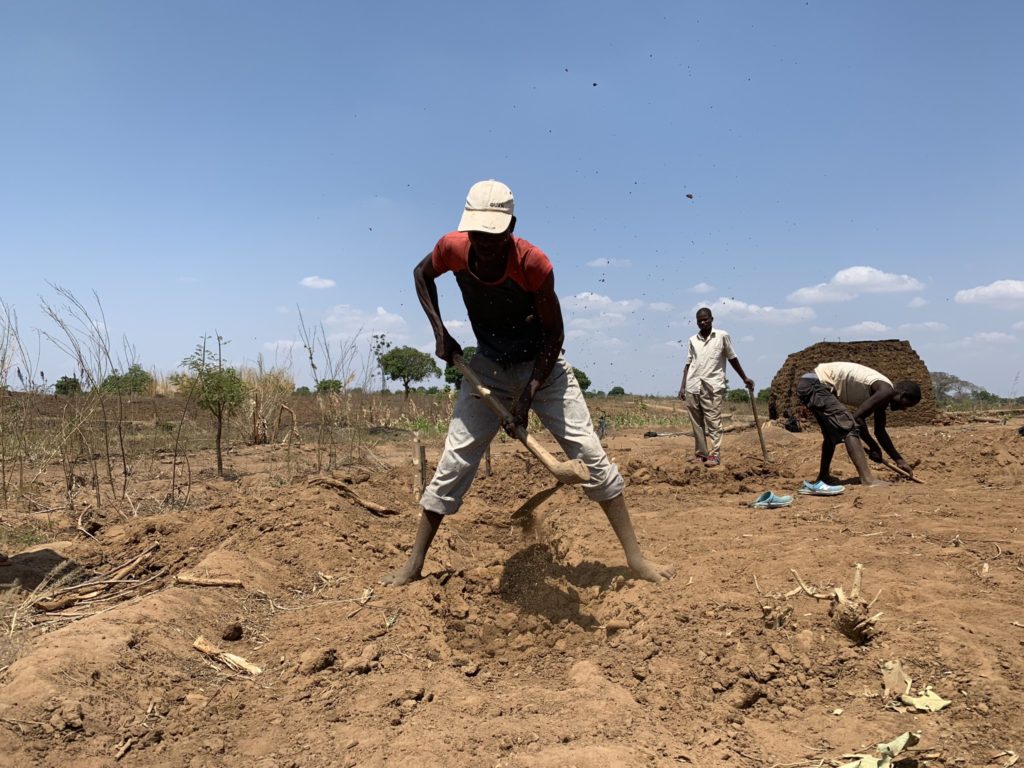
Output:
(756, 388), (771, 402)
(378, 346), (441, 398)
(444, 346), (477, 389)
(101, 363), (155, 395)
(316, 379), (343, 393)
(175, 336), (247, 476)
(608, 386), (626, 396)
(572, 367), (591, 392)
(725, 388), (750, 403)
(371, 333), (393, 392)
(54, 375), (82, 396)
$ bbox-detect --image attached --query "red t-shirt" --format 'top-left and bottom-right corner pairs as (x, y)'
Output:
(430, 232), (554, 364)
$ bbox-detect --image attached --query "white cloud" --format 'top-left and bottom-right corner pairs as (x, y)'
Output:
(300, 276), (336, 289)
(648, 302), (673, 312)
(788, 266), (924, 303)
(843, 321), (890, 335)
(899, 321), (947, 332)
(567, 312), (628, 332)
(322, 304), (407, 336)
(953, 279), (1024, 308)
(950, 331), (1016, 348)
(691, 282), (714, 294)
(700, 297), (815, 325)
(586, 258), (632, 268)
(563, 292), (642, 312)
(908, 297), (928, 308)
(1013, 321), (1024, 331)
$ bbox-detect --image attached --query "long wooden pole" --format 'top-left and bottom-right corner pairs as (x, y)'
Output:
(748, 391), (769, 463)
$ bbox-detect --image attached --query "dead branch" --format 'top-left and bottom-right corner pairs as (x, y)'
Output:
(175, 574), (244, 588)
(789, 569), (832, 600)
(193, 634), (262, 676)
(308, 476), (398, 516)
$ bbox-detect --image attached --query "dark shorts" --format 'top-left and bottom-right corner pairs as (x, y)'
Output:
(797, 374), (859, 446)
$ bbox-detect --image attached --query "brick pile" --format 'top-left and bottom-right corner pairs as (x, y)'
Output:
(769, 340), (936, 426)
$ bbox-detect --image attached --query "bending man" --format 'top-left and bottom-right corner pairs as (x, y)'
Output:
(797, 361), (921, 487)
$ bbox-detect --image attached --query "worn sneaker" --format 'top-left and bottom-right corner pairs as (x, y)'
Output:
(704, 453), (720, 467)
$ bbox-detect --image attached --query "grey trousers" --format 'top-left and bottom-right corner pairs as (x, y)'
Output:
(684, 382), (724, 457)
(421, 355), (625, 515)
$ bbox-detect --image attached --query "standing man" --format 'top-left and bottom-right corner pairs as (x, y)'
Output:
(380, 180), (673, 587)
(797, 361), (921, 488)
(676, 307), (753, 467)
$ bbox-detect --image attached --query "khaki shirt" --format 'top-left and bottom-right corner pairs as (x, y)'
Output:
(685, 329), (736, 394)
(814, 362), (892, 406)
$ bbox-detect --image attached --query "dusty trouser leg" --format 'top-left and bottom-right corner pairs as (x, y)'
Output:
(684, 391), (708, 458)
(381, 369), (502, 586)
(529, 359), (624, 501)
(531, 359), (673, 582)
(700, 384), (725, 456)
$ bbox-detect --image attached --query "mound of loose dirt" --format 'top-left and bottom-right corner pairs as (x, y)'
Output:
(2, 421), (1024, 767)
(769, 340), (937, 426)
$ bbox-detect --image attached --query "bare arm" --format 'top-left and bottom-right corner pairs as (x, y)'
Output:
(728, 357), (754, 390)
(507, 271), (564, 434)
(853, 382), (912, 473)
(413, 254), (461, 364)
(678, 363), (690, 399)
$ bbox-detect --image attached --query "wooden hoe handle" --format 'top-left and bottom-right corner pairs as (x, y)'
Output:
(453, 356), (590, 485)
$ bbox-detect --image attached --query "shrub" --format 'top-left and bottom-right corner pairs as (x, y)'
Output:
(54, 375), (82, 396)
(572, 367), (591, 392)
(725, 388), (750, 403)
(101, 364), (155, 395)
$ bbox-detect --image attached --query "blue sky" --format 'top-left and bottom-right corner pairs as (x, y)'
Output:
(2, 2), (1022, 396)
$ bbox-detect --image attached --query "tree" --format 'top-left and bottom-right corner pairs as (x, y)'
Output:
(101, 363), (155, 395)
(725, 388), (750, 403)
(931, 371), (980, 402)
(315, 379), (343, 393)
(371, 333), (393, 392)
(572, 367), (591, 392)
(54, 375), (82, 396)
(756, 388), (771, 402)
(175, 336), (247, 477)
(608, 386), (626, 396)
(294, 385), (312, 395)
(444, 346), (476, 389)
(378, 346), (441, 397)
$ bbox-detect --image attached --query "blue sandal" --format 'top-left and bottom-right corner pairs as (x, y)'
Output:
(798, 480), (844, 496)
(751, 491), (793, 509)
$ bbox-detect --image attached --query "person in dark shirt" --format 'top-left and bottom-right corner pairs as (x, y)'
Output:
(381, 180), (673, 586)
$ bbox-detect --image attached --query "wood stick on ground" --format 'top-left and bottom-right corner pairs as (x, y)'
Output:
(175, 574), (244, 588)
(789, 569), (832, 600)
(308, 476), (398, 517)
(193, 634), (262, 676)
(877, 457), (925, 484)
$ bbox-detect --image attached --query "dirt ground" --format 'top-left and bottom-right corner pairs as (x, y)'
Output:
(1, 413), (1023, 767)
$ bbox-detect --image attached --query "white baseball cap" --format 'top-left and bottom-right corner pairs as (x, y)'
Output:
(457, 179), (515, 234)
